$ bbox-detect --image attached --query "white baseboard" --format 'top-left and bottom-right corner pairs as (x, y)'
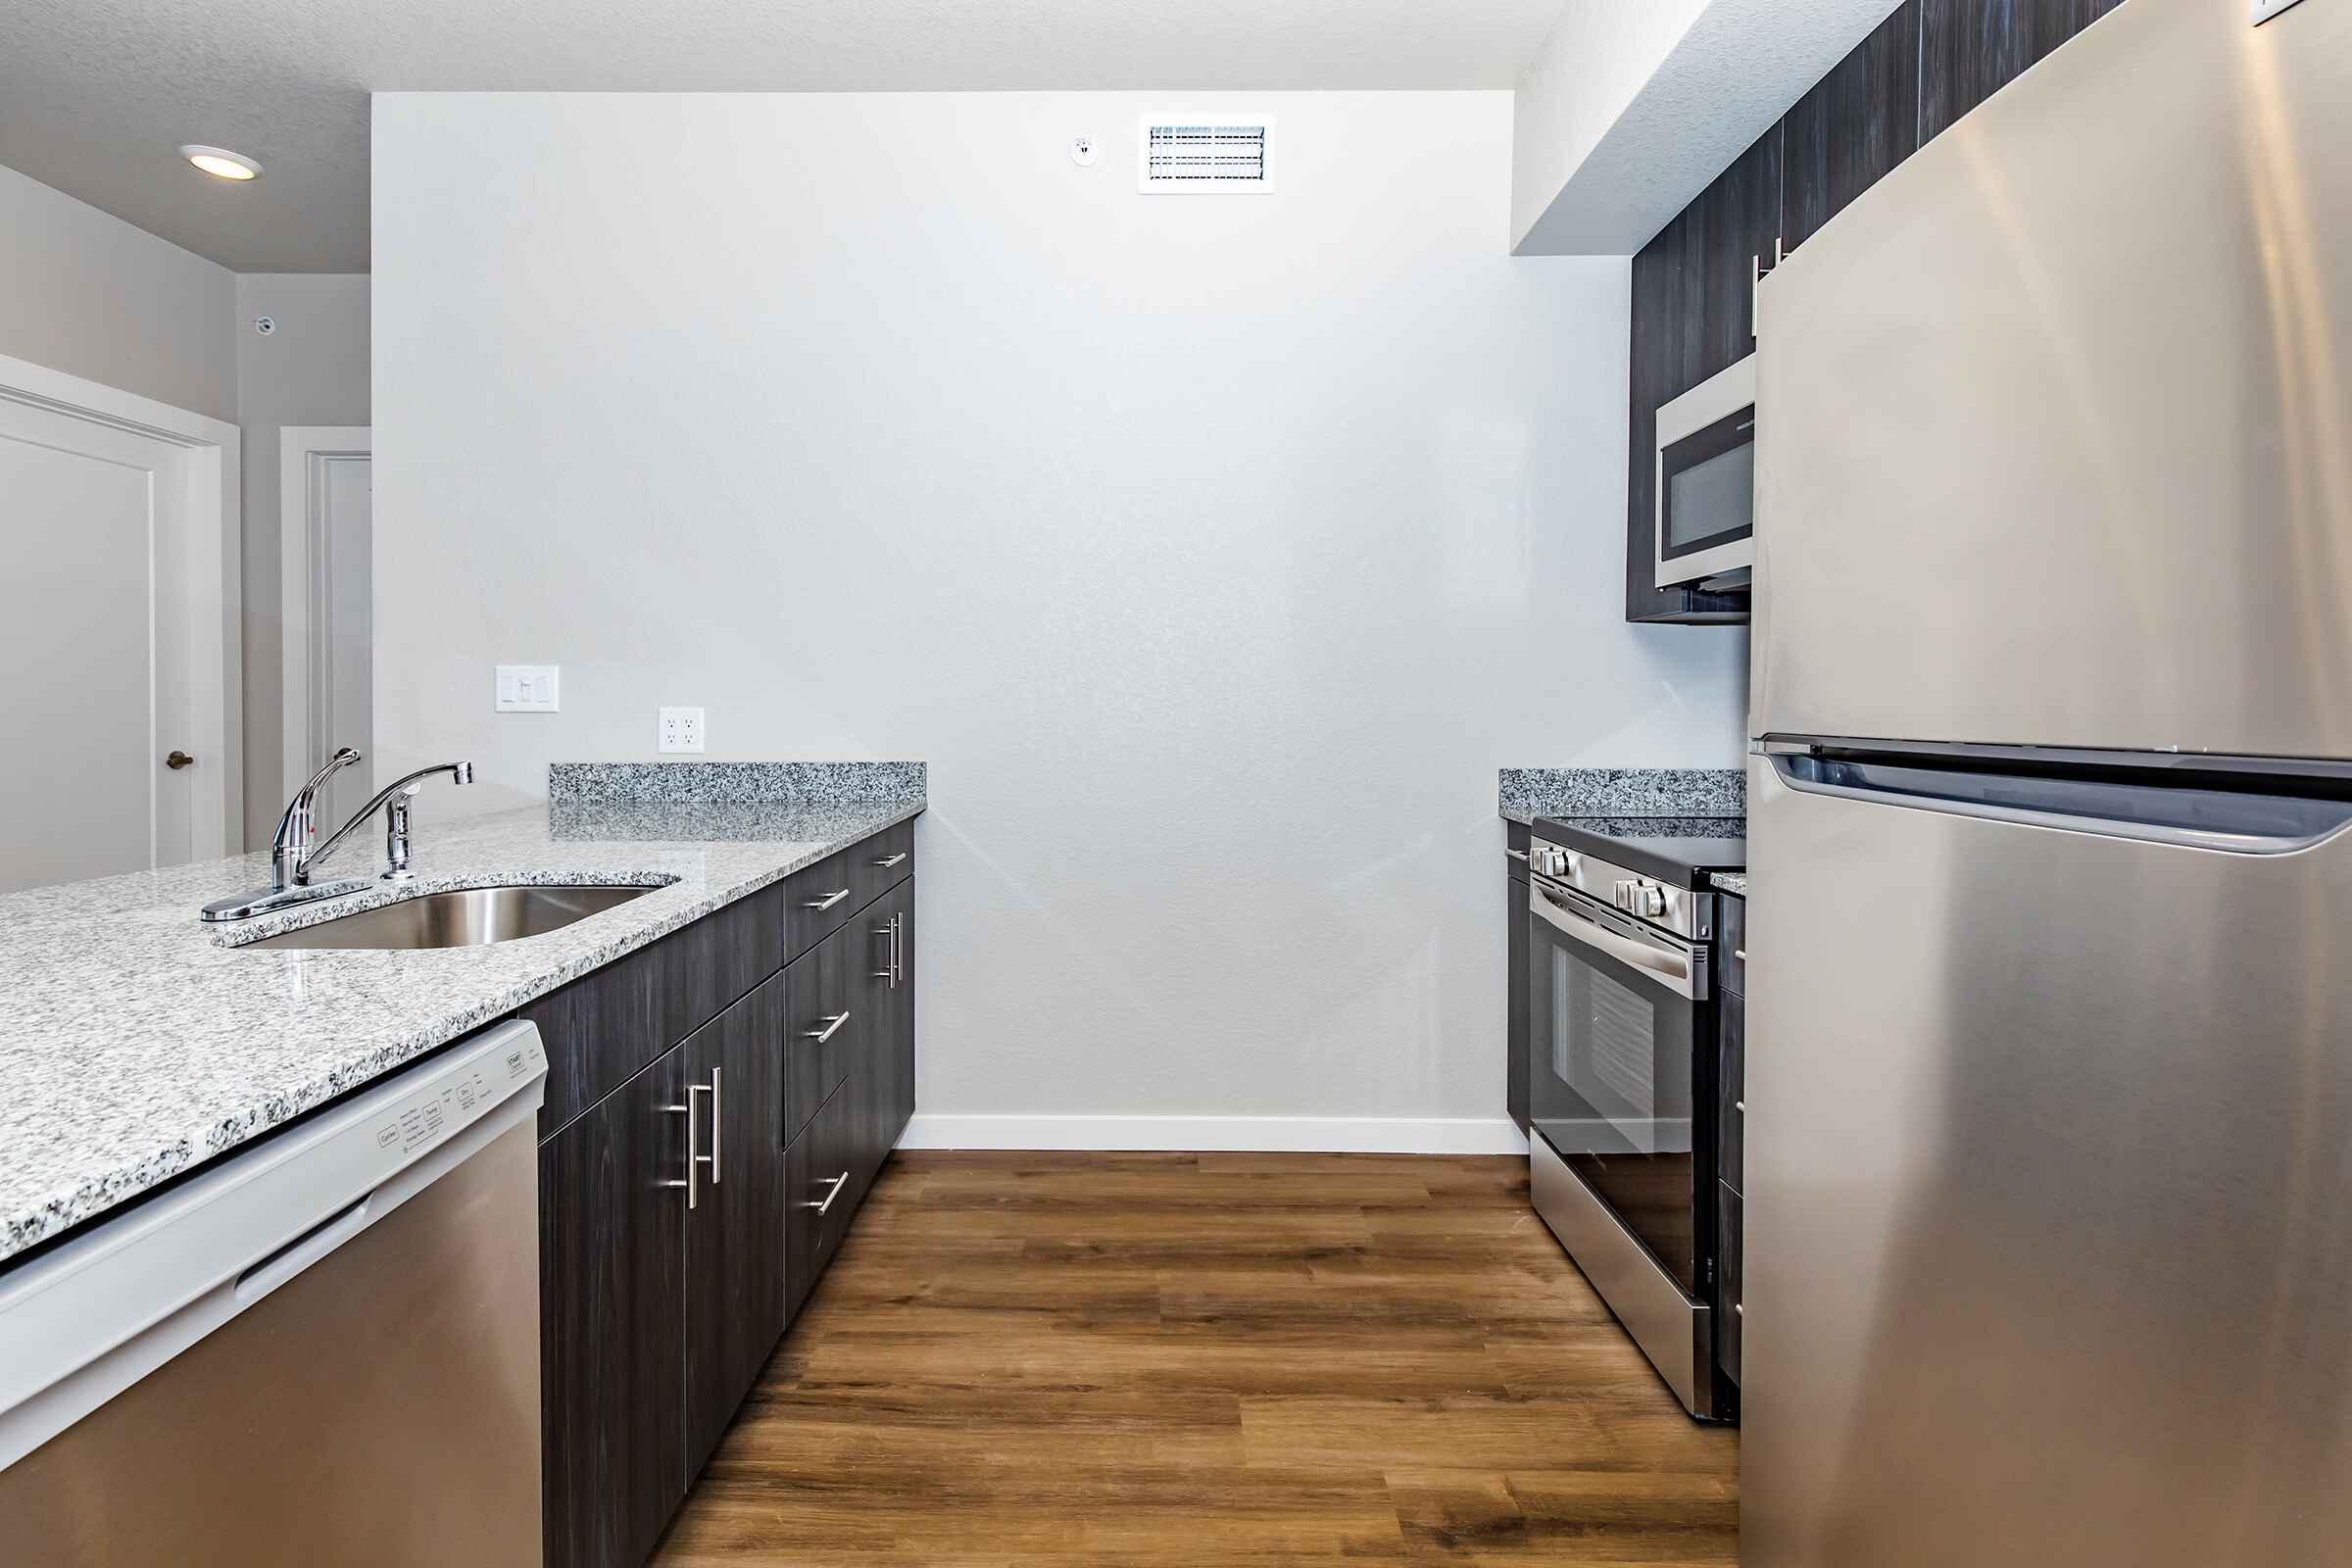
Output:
(898, 1113), (1531, 1156)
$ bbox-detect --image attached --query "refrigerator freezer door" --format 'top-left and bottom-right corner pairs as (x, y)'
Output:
(1742, 754), (2352, 1566)
(1750, 0), (2352, 758)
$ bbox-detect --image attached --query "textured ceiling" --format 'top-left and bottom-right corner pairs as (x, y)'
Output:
(0, 0), (1569, 271)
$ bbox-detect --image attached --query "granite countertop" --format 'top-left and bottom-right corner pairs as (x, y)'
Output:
(1711, 872), (1747, 898)
(0, 793), (923, 1266)
(1497, 767), (1745, 825)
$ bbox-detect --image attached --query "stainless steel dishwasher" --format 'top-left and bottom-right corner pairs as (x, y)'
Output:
(0, 1020), (548, 1565)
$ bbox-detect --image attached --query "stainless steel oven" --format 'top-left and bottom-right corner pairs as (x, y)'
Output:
(1654, 353), (1755, 589)
(1526, 840), (1726, 1418)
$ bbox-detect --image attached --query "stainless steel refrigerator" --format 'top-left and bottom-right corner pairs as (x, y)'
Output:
(1744, 0), (2352, 1562)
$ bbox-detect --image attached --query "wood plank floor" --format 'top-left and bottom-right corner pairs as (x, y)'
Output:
(654, 1152), (1739, 1566)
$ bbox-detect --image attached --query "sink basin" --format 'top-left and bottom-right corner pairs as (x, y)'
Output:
(243, 884), (656, 951)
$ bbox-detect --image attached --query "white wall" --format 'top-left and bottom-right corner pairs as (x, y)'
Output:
(0, 161), (236, 420)
(374, 90), (1747, 1144)
(235, 273), (371, 846)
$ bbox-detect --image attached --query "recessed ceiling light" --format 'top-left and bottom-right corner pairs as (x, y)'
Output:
(179, 145), (260, 181)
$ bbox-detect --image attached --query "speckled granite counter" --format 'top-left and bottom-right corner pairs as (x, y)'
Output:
(1711, 872), (1747, 898)
(1498, 767), (1745, 825)
(0, 792), (923, 1266)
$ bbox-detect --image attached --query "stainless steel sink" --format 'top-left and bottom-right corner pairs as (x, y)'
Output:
(243, 885), (655, 951)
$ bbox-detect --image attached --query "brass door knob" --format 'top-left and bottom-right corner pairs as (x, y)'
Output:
(165, 751), (196, 770)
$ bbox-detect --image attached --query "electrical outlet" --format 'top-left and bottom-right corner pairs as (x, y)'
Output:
(496, 664), (560, 712)
(659, 707), (705, 754)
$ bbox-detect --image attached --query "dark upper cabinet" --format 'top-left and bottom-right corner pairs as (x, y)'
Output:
(1918, 0), (2127, 141)
(1694, 124), (1784, 379)
(683, 970), (792, 1475)
(540, 1044), (689, 1568)
(1625, 129), (1777, 624)
(1783, 3), (1923, 252)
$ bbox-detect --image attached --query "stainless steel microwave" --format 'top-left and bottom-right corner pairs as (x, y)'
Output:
(1654, 354), (1755, 589)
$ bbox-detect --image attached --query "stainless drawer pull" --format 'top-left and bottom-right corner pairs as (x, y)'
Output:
(804, 1171), (850, 1214)
(1735, 1100), (1745, 1114)
(663, 1081), (714, 1210)
(709, 1067), (722, 1185)
(872, 922), (895, 980)
(1504, 848), (1529, 861)
(805, 1010), (851, 1044)
(1734, 949), (1746, 960)
(804, 887), (851, 911)
(873, 852), (908, 868)
(1734, 1302), (1743, 1317)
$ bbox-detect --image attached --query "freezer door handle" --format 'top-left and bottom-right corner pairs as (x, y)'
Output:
(1769, 752), (2352, 856)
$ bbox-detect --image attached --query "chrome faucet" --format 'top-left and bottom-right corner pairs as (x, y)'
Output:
(201, 750), (475, 922)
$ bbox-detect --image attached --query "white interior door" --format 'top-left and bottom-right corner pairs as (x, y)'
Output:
(0, 362), (238, 896)
(281, 428), (374, 828)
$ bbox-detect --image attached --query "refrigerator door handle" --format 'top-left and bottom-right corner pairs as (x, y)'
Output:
(1769, 753), (2352, 856)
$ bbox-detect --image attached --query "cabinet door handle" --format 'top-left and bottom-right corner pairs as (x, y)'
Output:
(804, 887), (851, 911)
(1734, 1100), (1745, 1114)
(803, 1171), (850, 1214)
(708, 1067), (722, 1186)
(873, 852), (908, 868)
(891, 911), (903, 988)
(805, 1010), (851, 1044)
(1734, 949), (1746, 961)
(662, 1083), (712, 1210)
(872, 921), (894, 981)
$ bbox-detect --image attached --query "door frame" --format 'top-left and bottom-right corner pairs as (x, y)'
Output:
(278, 425), (372, 801)
(0, 351), (241, 862)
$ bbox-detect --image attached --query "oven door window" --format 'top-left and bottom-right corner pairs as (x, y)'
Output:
(1660, 406), (1755, 564)
(1527, 881), (1703, 1294)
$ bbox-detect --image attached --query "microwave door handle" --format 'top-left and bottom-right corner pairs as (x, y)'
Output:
(1529, 882), (1704, 1001)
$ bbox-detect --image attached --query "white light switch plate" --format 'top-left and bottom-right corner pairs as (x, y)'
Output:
(496, 664), (561, 712)
(659, 707), (705, 754)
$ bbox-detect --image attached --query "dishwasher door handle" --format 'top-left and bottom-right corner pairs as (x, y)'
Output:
(233, 1195), (373, 1305)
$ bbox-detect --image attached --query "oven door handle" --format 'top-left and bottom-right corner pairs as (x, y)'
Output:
(1530, 880), (1707, 1001)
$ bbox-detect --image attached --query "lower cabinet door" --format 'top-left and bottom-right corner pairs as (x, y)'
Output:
(1506, 868), (1530, 1135)
(785, 1079), (862, 1320)
(1718, 1180), (1743, 1388)
(683, 970), (791, 1473)
(854, 878), (916, 1181)
(540, 1043), (689, 1568)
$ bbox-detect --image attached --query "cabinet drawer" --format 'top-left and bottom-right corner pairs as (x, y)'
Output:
(783, 849), (859, 957)
(1718, 1180), (1743, 1387)
(782, 927), (860, 1147)
(1718, 993), (1744, 1194)
(851, 818), (915, 909)
(785, 1079), (862, 1320)
(1719, 893), (1746, 997)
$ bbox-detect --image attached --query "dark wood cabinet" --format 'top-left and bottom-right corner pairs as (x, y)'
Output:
(1624, 127), (1778, 625)
(1918, 0), (2126, 141)
(782, 928), (859, 1147)
(1783, 3), (1922, 251)
(531, 815), (918, 1567)
(861, 878), (916, 1172)
(1717, 986), (1745, 1196)
(540, 1045), (689, 1568)
(683, 971), (792, 1474)
(1505, 846), (1530, 1135)
(1717, 1181), (1744, 1386)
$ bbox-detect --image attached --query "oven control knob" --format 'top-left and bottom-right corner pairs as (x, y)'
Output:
(1611, 880), (1634, 910)
(1635, 883), (1666, 916)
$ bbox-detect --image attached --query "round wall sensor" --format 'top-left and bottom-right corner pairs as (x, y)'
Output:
(1070, 136), (1099, 168)
(253, 317), (275, 335)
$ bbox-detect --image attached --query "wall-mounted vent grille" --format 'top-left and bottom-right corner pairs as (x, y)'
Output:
(1141, 119), (1274, 192)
